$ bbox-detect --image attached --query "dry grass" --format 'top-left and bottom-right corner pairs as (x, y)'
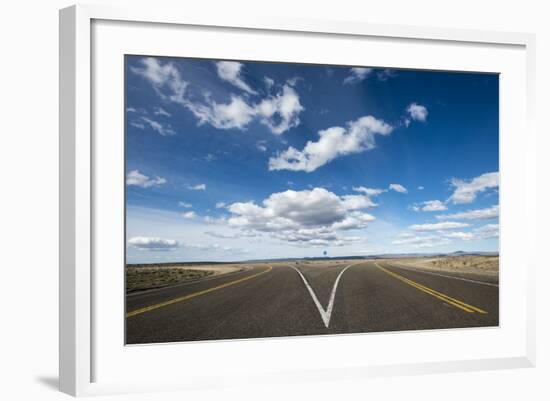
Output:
(126, 267), (214, 293)
(396, 255), (499, 280)
(125, 264), (248, 293)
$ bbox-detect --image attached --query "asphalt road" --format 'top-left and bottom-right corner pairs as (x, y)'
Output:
(126, 261), (499, 344)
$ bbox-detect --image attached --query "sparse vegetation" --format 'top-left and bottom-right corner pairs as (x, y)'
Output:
(425, 256), (499, 273)
(126, 267), (214, 293)
(397, 255), (499, 283)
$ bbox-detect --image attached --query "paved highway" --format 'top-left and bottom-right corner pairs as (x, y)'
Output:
(126, 261), (498, 344)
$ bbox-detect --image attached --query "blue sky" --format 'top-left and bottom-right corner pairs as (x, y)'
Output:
(125, 56), (499, 263)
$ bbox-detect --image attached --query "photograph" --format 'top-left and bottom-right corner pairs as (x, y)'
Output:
(124, 55), (499, 345)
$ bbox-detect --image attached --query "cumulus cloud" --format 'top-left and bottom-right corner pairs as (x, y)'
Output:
(184, 94), (255, 130)
(409, 221), (470, 232)
(179, 201), (192, 208)
(449, 172), (499, 204)
(215, 61), (257, 94)
(181, 211), (196, 219)
(268, 115), (393, 172)
(221, 187), (375, 247)
(131, 57), (188, 103)
(132, 57), (304, 135)
(343, 67), (372, 85)
(255, 85), (304, 134)
(411, 200), (447, 212)
(128, 236), (179, 251)
(183, 84), (303, 134)
(188, 184), (206, 191)
(389, 183), (408, 193)
(406, 103), (428, 122)
(126, 170), (166, 188)
(436, 205), (499, 220)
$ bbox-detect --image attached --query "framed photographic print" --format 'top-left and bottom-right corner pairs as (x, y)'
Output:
(60, 4), (536, 397)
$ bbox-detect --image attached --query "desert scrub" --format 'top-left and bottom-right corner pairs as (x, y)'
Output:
(126, 267), (214, 292)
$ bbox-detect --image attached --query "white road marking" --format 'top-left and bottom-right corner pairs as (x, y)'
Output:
(290, 263), (356, 328)
(391, 263), (499, 287)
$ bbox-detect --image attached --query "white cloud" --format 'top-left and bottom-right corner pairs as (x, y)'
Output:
(203, 231), (244, 239)
(352, 186), (387, 196)
(412, 200), (447, 212)
(264, 76), (275, 89)
(343, 67), (372, 85)
(128, 236), (179, 251)
(126, 107), (137, 113)
(130, 121), (145, 129)
(395, 221), (498, 248)
(215, 61), (257, 95)
(437, 205), (499, 220)
(286, 76), (302, 87)
(389, 183), (408, 193)
(215, 202), (226, 209)
(224, 187), (375, 247)
(406, 103), (428, 122)
(204, 154), (217, 162)
(188, 184), (206, 191)
(340, 194), (378, 209)
(392, 234), (450, 248)
(126, 170), (166, 188)
(137, 117), (175, 136)
(448, 172), (499, 204)
(204, 215), (227, 225)
(409, 221), (470, 232)
(417, 186), (424, 190)
(184, 242), (250, 255)
(185, 94), (256, 130)
(132, 57), (304, 135)
(154, 107), (171, 117)
(181, 211), (196, 219)
(256, 143), (267, 152)
(178, 202), (192, 208)
(130, 57), (188, 103)
(377, 69), (397, 81)
(442, 231), (475, 240)
(186, 84), (303, 134)
(256, 85), (304, 134)
(474, 223), (499, 239)
(269, 115), (393, 172)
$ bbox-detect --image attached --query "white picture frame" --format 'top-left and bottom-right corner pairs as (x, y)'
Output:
(59, 4), (536, 397)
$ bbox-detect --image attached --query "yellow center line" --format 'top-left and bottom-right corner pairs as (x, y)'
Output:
(375, 263), (487, 314)
(126, 265), (273, 318)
